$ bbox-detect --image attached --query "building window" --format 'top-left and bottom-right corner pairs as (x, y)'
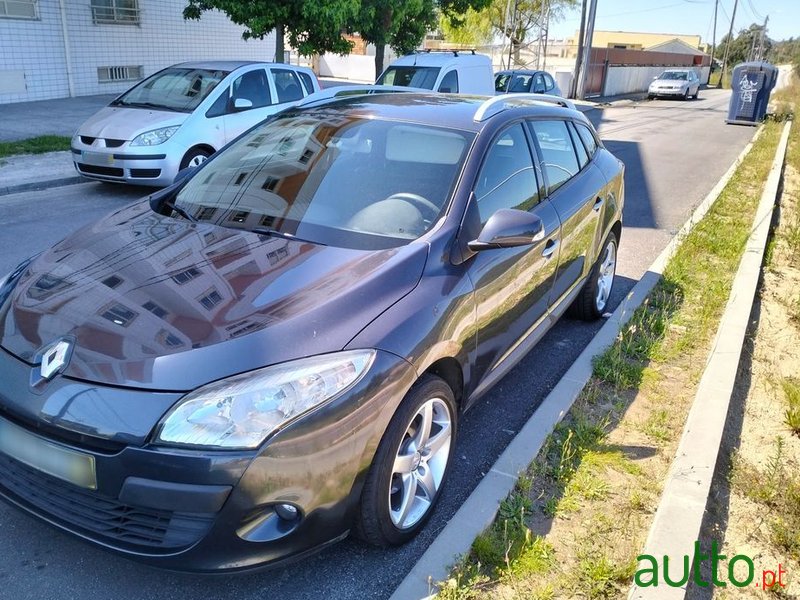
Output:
(90, 0), (139, 25)
(102, 275), (123, 289)
(171, 267), (201, 285)
(198, 288), (223, 311)
(97, 66), (143, 83)
(143, 300), (168, 319)
(100, 303), (138, 327)
(0, 0), (37, 19)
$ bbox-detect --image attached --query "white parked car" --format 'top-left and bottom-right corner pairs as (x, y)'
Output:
(376, 50), (495, 95)
(647, 69), (701, 100)
(72, 61), (320, 186)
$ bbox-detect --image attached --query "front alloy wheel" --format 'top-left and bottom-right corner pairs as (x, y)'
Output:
(356, 375), (456, 546)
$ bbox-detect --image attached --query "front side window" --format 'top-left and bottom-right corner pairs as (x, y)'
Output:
(112, 68), (228, 113)
(377, 66), (441, 89)
(544, 73), (556, 91)
(473, 123), (539, 225)
(272, 69), (304, 104)
(0, 0), (37, 19)
(173, 112), (474, 250)
(529, 120), (580, 195)
(508, 74), (533, 93)
(90, 0), (139, 25)
(533, 74), (546, 93)
(231, 69), (271, 109)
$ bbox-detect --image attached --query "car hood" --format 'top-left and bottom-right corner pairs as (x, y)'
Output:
(78, 106), (187, 140)
(0, 202), (427, 391)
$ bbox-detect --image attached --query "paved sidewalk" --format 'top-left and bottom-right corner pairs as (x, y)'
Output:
(0, 94), (115, 142)
(0, 151), (81, 196)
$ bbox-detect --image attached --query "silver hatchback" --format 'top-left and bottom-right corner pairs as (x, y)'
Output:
(71, 61), (320, 187)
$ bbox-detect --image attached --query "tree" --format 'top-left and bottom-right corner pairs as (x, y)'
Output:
(353, 0), (492, 79)
(716, 23), (773, 68)
(183, 0), (359, 62)
(440, 0), (577, 67)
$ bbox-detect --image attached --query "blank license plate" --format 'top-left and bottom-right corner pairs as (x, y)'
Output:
(0, 418), (96, 489)
(81, 151), (114, 166)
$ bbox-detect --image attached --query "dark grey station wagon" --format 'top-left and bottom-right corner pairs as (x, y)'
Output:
(0, 90), (623, 571)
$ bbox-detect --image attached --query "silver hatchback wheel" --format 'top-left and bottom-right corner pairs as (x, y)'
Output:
(188, 154), (207, 167)
(389, 397), (452, 530)
(595, 238), (616, 312)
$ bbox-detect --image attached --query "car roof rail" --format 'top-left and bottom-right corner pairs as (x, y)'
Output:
(473, 94), (577, 122)
(417, 48), (477, 56)
(296, 85), (419, 108)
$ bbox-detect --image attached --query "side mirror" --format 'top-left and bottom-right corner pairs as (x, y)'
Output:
(233, 97), (253, 111)
(468, 208), (545, 252)
(652, 76), (658, 80)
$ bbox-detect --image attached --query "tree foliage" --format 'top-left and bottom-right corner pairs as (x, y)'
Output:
(183, 0), (359, 59)
(352, 0), (491, 77)
(717, 22), (773, 68)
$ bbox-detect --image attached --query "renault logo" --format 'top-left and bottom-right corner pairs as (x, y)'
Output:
(39, 339), (72, 380)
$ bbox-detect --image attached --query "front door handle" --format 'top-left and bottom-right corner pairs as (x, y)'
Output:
(542, 239), (559, 258)
(593, 196), (604, 212)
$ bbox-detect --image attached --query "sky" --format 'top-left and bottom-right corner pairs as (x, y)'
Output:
(547, 0), (799, 43)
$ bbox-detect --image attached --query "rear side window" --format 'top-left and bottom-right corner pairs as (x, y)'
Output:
(573, 122), (598, 158)
(438, 70), (459, 93)
(273, 69), (304, 104)
(297, 71), (315, 94)
(544, 73), (555, 92)
(568, 122), (589, 169)
(474, 123), (539, 225)
(529, 120), (580, 194)
(231, 69), (271, 109)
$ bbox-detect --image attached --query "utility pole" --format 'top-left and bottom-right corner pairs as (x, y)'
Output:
(709, 0), (719, 75)
(720, 0), (738, 87)
(570, 0), (588, 98)
(577, 0), (598, 100)
(757, 15), (769, 61)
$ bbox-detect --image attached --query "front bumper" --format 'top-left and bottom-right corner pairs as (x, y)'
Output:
(648, 87), (687, 97)
(0, 347), (417, 571)
(71, 138), (182, 187)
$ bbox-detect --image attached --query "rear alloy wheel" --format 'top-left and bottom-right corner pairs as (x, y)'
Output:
(355, 375), (456, 546)
(180, 148), (211, 170)
(569, 231), (618, 321)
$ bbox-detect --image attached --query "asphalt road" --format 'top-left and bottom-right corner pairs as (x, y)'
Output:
(0, 88), (755, 600)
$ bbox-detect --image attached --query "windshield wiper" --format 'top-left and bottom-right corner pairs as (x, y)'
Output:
(117, 101), (183, 112)
(250, 226), (324, 246)
(162, 200), (197, 223)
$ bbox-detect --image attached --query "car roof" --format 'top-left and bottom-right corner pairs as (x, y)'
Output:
(172, 60), (276, 71)
(496, 69), (547, 75)
(289, 92), (585, 133)
(389, 52), (491, 68)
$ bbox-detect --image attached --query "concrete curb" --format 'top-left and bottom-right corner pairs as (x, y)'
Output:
(0, 176), (86, 197)
(389, 126), (765, 600)
(628, 120), (793, 600)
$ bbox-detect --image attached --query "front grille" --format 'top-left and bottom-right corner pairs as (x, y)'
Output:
(77, 164), (124, 177)
(80, 136), (96, 145)
(0, 452), (215, 551)
(104, 139), (125, 148)
(130, 168), (161, 178)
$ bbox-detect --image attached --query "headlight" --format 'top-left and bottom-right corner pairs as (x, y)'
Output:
(155, 350), (376, 449)
(130, 126), (180, 146)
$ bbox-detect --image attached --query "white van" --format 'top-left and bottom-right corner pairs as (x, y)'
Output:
(376, 51), (494, 95)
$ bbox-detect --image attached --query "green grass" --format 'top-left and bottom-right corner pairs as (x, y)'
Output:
(732, 438), (800, 560)
(782, 378), (800, 435)
(0, 135), (72, 158)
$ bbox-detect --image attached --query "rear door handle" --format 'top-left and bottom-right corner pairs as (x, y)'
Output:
(592, 196), (604, 212)
(542, 239), (559, 258)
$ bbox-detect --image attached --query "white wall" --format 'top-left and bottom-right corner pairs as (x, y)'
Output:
(0, 0), (276, 104)
(602, 65), (710, 96)
(318, 54), (377, 82)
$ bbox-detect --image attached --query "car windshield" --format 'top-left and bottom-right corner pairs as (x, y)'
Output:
(659, 72), (688, 80)
(113, 68), (229, 112)
(172, 111), (475, 250)
(377, 66), (441, 89)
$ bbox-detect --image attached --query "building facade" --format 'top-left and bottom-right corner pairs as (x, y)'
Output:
(0, 0), (276, 104)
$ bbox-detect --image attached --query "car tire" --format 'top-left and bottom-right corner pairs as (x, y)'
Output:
(568, 231), (618, 321)
(354, 374), (457, 547)
(647, 94), (654, 100)
(683, 89), (690, 101)
(180, 148), (211, 170)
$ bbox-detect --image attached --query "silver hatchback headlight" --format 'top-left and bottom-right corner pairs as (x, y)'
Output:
(131, 126), (180, 147)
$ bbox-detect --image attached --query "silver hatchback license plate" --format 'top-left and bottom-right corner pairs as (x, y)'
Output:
(81, 151), (114, 166)
(0, 418), (96, 489)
